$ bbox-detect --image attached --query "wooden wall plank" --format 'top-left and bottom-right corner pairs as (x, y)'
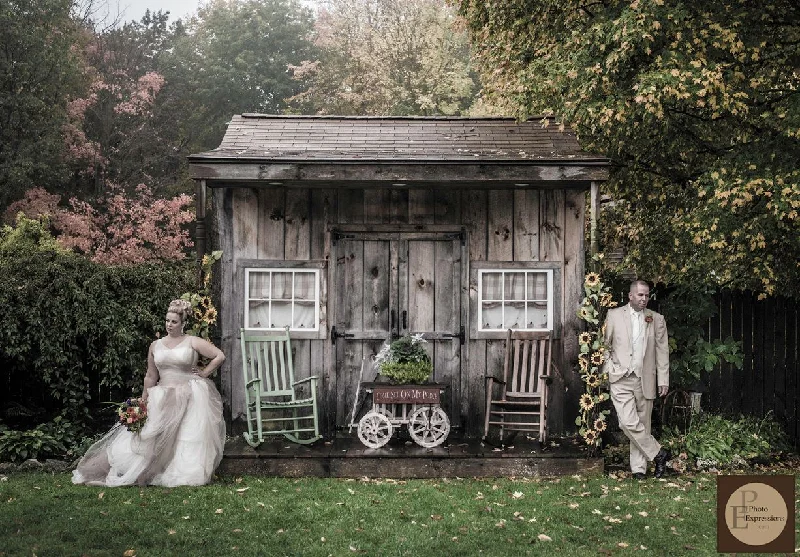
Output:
(333, 238), (365, 430)
(257, 188), (285, 259)
(338, 189), (365, 224)
(364, 189), (390, 224)
(285, 188), (310, 261)
(464, 190), (487, 435)
(409, 189), (435, 224)
(230, 188), (259, 423)
(390, 189), (409, 224)
(539, 190), (564, 263)
(434, 190), (462, 225)
(311, 188), (335, 435)
(513, 190), (540, 262)
(434, 239), (462, 429)
(558, 189), (585, 435)
(487, 190), (514, 260)
(408, 240), (436, 334)
(216, 188), (236, 425)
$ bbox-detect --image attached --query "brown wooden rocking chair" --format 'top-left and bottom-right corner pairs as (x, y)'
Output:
(484, 329), (553, 444)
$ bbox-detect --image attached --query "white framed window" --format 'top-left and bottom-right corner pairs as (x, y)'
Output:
(245, 268), (320, 331)
(478, 269), (554, 331)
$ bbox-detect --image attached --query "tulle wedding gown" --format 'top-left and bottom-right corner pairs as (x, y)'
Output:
(72, 336), (225, 487)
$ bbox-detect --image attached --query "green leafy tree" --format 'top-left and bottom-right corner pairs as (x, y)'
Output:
(459, 0), (800, 298)
(287, 0), (479, 115)
(0, 0), (83, 209)
(161, 0), (317, 150)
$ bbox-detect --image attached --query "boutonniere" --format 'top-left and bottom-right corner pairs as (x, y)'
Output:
(644, 310), (654, 324)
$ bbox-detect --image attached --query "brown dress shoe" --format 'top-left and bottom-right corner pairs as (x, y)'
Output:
(653, 448), (671, 478)
(632, 472), (646, 480)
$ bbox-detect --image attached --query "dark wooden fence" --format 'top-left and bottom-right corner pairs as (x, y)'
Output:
(702, 291), (799, 448)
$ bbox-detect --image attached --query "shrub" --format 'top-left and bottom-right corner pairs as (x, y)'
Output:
(0, 417), (89, 463)
(661, 412), (791, 470)
(0, 216), (196, 428)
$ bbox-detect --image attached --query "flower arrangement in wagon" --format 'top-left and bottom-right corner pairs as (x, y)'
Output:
(116, 398), (148, 433)
(372, 333), (433, 384)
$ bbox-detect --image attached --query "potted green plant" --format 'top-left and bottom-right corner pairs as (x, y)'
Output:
(373, 334), (433, 384)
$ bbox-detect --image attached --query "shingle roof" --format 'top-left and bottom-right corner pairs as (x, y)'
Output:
(189, 114), (606, 163)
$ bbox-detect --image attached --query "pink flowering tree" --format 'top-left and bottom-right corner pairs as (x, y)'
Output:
(4, 185), (193, 265)
(64, 24), (171, 195)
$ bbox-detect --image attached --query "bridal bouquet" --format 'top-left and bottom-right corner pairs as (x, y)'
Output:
(116, 398), (148, 433)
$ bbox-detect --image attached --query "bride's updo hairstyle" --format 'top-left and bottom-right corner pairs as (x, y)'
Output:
(167, 299), (193, 325)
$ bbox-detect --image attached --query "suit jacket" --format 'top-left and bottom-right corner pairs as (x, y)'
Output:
(602, 304), (669, 399)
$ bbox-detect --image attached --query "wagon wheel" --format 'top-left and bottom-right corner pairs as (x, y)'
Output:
(408, 406), (450, 448)
(358, 411), (393, 448)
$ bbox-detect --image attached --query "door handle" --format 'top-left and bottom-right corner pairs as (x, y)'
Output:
(402, 310), (407, 330)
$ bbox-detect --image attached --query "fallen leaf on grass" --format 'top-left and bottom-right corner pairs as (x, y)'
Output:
(182, 516), (190, 520)
(168, 529), (176, 535)
(617, 542), (628, 548)
(495, 519), (506, 528)
(233, 529), (242, 533)
(512, 491), (524, 499)
(215, 509), (224, 514)
(537, 534), (552, 542)
(98, 492), (104, 500)
(569, 503), (579, 509)
(592, 509), (602, 515)
(123, 550), (136, 557)
(638, 511), (648, 517)
(320, 537), (325, 543)
(236, 487), (249, 493)
(430, 514), (442, 520)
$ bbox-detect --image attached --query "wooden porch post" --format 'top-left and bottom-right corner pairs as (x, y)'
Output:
(195, 179), (207, 287)
(589, 181), (600, 271)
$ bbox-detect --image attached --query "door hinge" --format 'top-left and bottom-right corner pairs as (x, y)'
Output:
(331, 229), (356, 246)
(330, 326), (355, 344)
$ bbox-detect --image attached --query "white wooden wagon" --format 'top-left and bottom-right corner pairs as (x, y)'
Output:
(351, 382), (450, 448)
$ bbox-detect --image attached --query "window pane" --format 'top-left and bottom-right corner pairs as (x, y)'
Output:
(248, 272), (270, 299)
(481, 301), (503, 330)
(526, 273), (548, 300)
(526, 302), (548, 329)
(294, 272), (314, 300)
(481, 272), (502, 300)
(503, 301), (525, 329)
(270, 301), (292, 328)
(504, 272), (525, 300)
(272, 272), (292, 299)
(247, 301), (269, 328)
(293, 301), (315, 329)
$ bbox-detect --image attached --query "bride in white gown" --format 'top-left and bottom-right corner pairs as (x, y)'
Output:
(73, 299), (226, 487)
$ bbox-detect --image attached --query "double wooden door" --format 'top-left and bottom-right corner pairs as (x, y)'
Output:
(330, 228), (465, 430)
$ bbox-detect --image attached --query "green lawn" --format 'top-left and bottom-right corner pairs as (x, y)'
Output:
(1, 470), (797, 556)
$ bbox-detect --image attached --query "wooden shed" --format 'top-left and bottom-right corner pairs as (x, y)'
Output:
(188, 115), (609, 439)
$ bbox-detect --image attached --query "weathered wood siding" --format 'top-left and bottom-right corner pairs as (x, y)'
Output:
(215, 186), (586, 437)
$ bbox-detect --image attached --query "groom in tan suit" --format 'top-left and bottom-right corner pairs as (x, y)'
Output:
(603, 280), (671, 478)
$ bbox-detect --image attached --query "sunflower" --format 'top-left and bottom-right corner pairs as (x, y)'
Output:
(579, 393), (595, 411)
(578, 357), (589, 372)
(585, 272), (601, 288)
(590, 351), (605, 366)
(578, 332), (592, 345)
(600, 292), (614, 307)
(593, 418), (607, 432)
(584, 429), (598, 445)
(204, 307), (218, 324)
(201, 296), (212, 309)
(585, 374), (600, 388)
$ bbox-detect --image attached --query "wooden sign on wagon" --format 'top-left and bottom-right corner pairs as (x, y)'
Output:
(372, 385), (441, 405)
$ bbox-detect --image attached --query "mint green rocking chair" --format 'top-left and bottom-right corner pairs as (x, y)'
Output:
(240, 328), (321, 446)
